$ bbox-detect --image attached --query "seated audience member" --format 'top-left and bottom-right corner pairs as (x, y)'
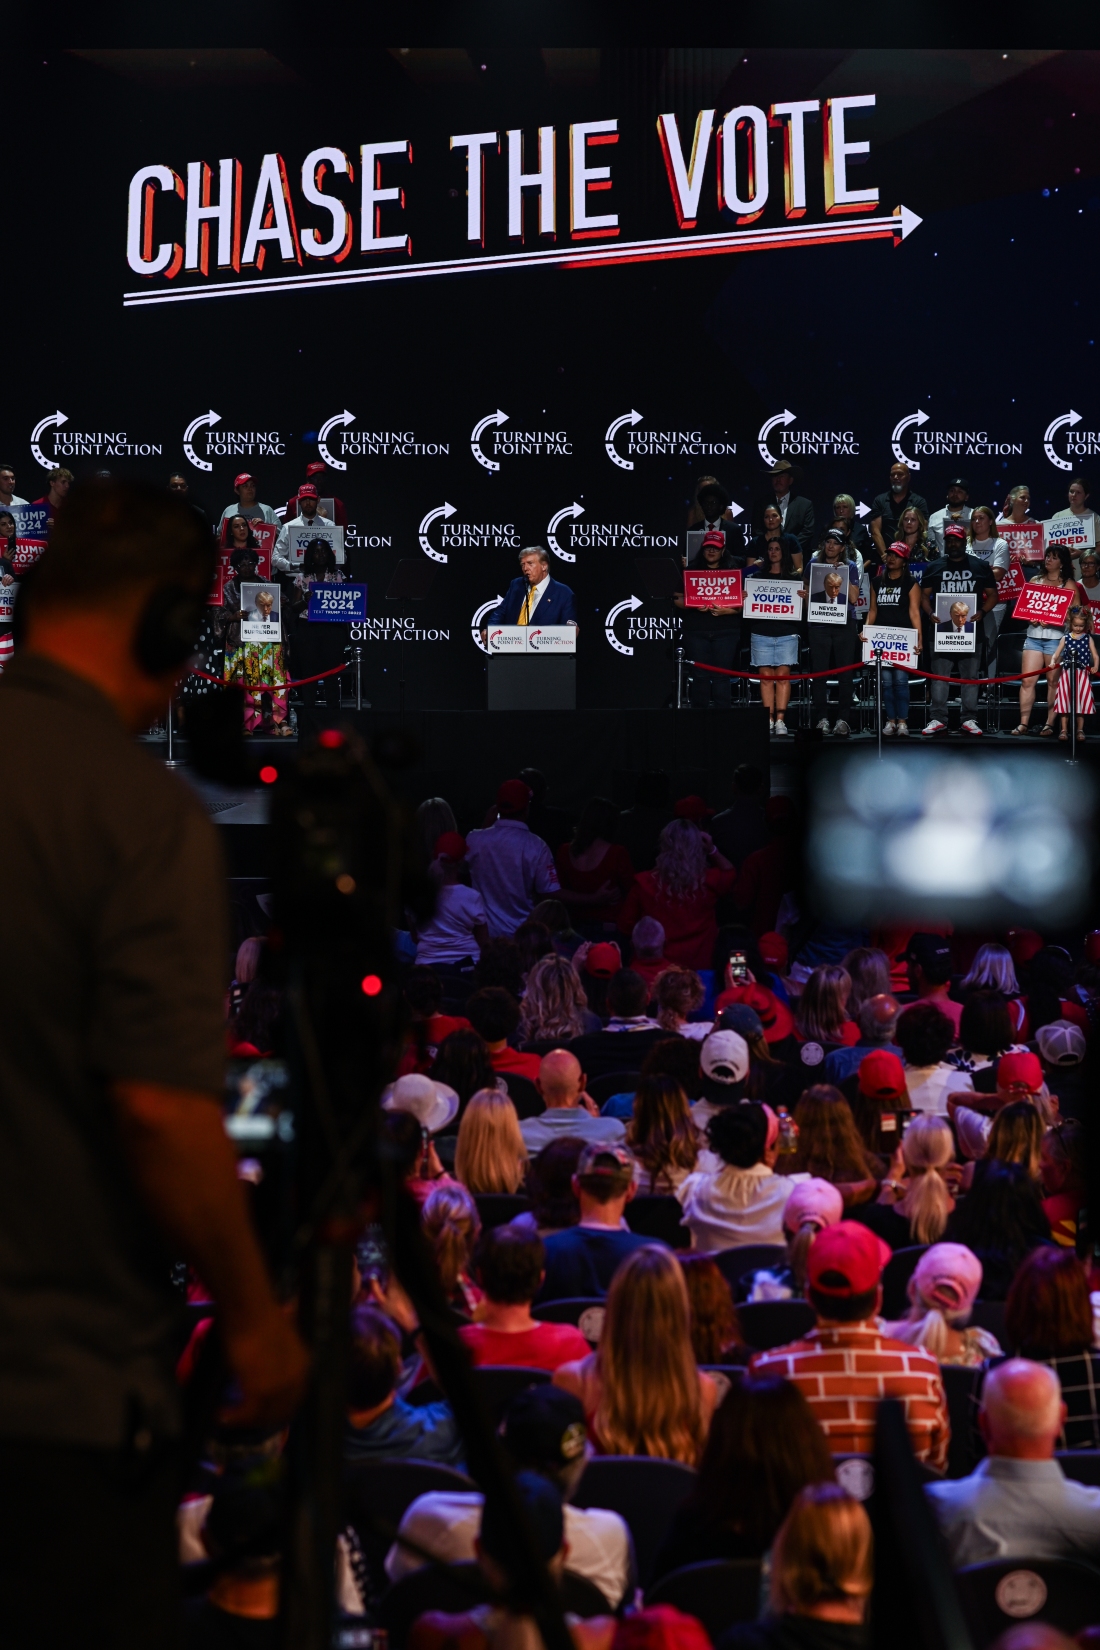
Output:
(536, 1144), (655, 1301)
(345, 1306), (464, 1466)
(896, 1000), (967, 1115)
(520, 1051), (625, 1156)
(554, 1245), (719, 1463)
(422, 1182), (483, 1316)
(786, 1086), (883, 1204)
(460, 1226), (591, 1370)
(724, 1000), (802, 1111)
(690, 1028), (750, 1129)
(518, 1136), (585, 1238)
(1000, 1246), (1100, 1448)
(184, 1460), (283, 1646)
(1024, 945), (1090, 1038)
(944, 1159), (1052, 1301)
(652, 1377), (836, 1582)
(567, 970), (667, 1077)
(413, 833), (489, 969)
(465, 988), (543, 1081)
(386, 1385), (633, 1609)
(455, 1089), (528, 1195)
(555, 797), (635, 925)
(842, 946), (893, 1017)
(904, 933), (964, 1035)
(654, 967), (712, 1041)
(531, 898), (585, 960)
(752, 1221), (949, 1469)
(716, 975), (797, 1044)
(617, 817), (736, 970)
(823, 994), (900, 1086)
(679, 1100), (808, 1252)
(382, 1075), (462, 1203)
(716, 1483), (873, 1650)
(986, 1101), (1043, 1178)
(680, 1254), (750, 1365)
(957, 942), (1026, 1036)
(473, 937), (525, 999)
(574, 940), (622, 1019)
(518, 953), (599, 1052)
(844, 1049), (909, 1158)
(627, 1072), (709, 1194)
(465, 779), (561, 938)
(884, 1242), (1001, 1366)
(926, 1360), (1100, 1566)
(949, 990), (1021, 1081)
(794, 965), (859, 1067)
(948, 1050), (1046, 1160)
(1035, 1020), (1088, 1120)
(1040, 1119), (1086, 1247)
(641, 1035), (705, 1102)
(747, 1178), (844, 1301)
(430, 1029), (503, 1118)
(514, 919), (554, 982)
(630, 917), (670, 989)
(852, 1114), (957, 1250)
(399, 967), (472, 1076)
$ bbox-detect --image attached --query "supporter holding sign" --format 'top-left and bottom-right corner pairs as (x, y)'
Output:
(934, 595), (978, 647)
(1047, 475), (1098, 574)
(968, 505), (1012, 678)
(0, 516), (17, 671)
(683, 567), (742, 608)
(221, 512), (272, 580)
(865, 541), (921, 737)
(998, 482), (1044, 564)
(746, 519), (805, 737)
(674, 527), (745, 710)
(807, 529), (863, 738)
(240, 582), (281, 641)
(273, 482), (343, 571)
(9, 503), (51, 573)
(919, 521), (997, 736)
(1013, 545), (1078, 737)
(284, 461), (347, 526)
(291, 538), (349, 709)
(214, 545), (291, 736)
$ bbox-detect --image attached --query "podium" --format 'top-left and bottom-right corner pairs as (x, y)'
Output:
(486, 625), (576, 710)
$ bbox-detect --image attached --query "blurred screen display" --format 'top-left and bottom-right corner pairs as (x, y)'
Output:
(806, 752), (1094, 927)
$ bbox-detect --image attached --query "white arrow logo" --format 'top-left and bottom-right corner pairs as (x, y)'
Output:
(546, 502), (585, 562)
(604, 410), (644, 470)
(605, 593), (644, 655)
(1044, 410), (1082, 472)
(891, 409), (930, 469)
(856, 501), (872, 519)
(31, 410), (67, 471)
(183, 409), (222, 472)
(470, 410), (509, 472)
(318, 409), (355, 471)
(419, 503), (456, 564)
(757, 410), (797, 468)
(472, 595), (504, 653)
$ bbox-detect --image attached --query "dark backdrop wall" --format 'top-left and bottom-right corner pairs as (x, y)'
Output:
(6, 48), (1100, 710)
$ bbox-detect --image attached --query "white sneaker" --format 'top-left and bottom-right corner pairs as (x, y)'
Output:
(773, 717), (789, 736)
(883, 720), (897, 737)
(922, 719), (947, 736)
(816, 718), (831, 734)
(896, 720), (909, 737)
(833, 720), (851, 738)
(961, 719), (983, 736)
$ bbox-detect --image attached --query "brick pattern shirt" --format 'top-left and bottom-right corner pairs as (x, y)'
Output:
(751, 1324), (950, 1471)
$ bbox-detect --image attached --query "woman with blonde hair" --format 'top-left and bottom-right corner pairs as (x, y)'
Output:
(794, 966), (858, 1050)
(626, 1073), (703, 1194)
(421, 1182), (483, 1317)
(884, 1241), (1001, 1366)
(554, 1245), (719, 1465)
(858, 1114), (957, 1250)
(654, 966), (711, 1039)
(738, 1484), (872, 1650)
(517, 951), (594, 1049)
(454, 1089), (528, 1195)
(617, 818), (735, 971)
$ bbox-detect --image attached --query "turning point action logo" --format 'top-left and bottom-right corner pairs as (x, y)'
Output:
(604, 410), (736, 471)
(31, 410), (163, 468)
(470, 410), (572, 472)
(317, 409), (450, 467)
(604, 594), (680, 655)
(419, 505), (520, 564)
(183, 410), (286, 472)
(889, 408), (1021, 468)
(1044, 410), (1100, 471)
(546, 501), (680, 563)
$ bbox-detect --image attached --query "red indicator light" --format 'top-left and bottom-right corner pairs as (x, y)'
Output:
(361, 974), (383, 996)
(319, 729), (344, 749)
(259, 766), (278, 784)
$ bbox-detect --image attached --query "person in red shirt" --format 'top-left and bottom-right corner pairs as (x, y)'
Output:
(283, 460), (348, 526)
(555, 798), (635, 926)
(459, 1225), (592, 1371)
(617, 818), (734, 970)
(398, 966), (472, 1076)
(464, 987), (542, 1081)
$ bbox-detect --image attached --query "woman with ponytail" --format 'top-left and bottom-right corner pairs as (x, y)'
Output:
(853, 1114), (958, 1251)
(421, 1182), (483, 1317)
(884, 1242), (1001, 1365)
(748, 1178), (844, 1301)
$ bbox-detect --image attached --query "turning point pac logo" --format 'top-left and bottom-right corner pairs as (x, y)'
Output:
(183, 410), (286, 472)
(470, 409), (572, 471)
(419, 505), (520, 564)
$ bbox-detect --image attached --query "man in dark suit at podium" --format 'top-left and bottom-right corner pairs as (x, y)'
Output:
(483, 547), (578, 635)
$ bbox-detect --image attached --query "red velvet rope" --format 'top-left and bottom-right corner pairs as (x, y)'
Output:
(189, 662), (350, 689)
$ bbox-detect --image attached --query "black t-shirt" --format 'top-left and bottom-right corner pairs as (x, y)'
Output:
(0, 656), (227, 1447)
(871, 489), (930, 543)
(870, 568), (916, 621)
(920, 553), (998, 606)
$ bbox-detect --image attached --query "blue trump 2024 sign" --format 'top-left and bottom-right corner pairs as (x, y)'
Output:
(307, 583), (367, 623)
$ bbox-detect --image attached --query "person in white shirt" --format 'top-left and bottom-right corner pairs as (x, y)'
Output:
(272, 482), (335, 573)
(0, 466), (29, 509)
(947, 1050), (1048, 1160)
(218, 473), (278, 528)
(385, 1385), (633, 1608)
(412, 832), (489, 966)
(927, 478), (973, 553)
(678, 1099), (807, 1251)
(465, 779), (561, 937)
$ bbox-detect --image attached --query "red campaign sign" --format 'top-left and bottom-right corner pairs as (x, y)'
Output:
(218, 516), (275, 580)
(684, 569), (743, 608)
(994, 563), (1026, 603)
(998, 520), (1045, 564)
(11, 539), (46, 574)
(206, 562), (226, 607)
(1012, 583), (1075, 627)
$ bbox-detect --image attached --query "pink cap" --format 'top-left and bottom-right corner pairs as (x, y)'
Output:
(912, 1243), (983, 1315)
(783, 1177), (844, 1235)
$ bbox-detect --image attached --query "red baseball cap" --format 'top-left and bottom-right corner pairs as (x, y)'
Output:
(1006, 928), (1044, 966)
(496, 779), (532, 812)
(298, 482), (318, 499)
(887, 540), (910, 558)
(701, 529), (725, 552)
(674, 794), (714, 822)
(584, 942), (622, 979)
(807, 1221), (892, 1298)
(720, 982), (795, 1044)
(997, 1050), (1043, 1093)
(434, 831), (467, 862)
(943, 521), (968, 541)
(306, 461), (327, 477)
(233, 472), (255, 488)
(759, 931), (789, 971)
(857, 1049), (907, 1102)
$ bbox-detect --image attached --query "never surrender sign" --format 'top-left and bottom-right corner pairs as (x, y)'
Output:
(1012, 583), (1075, 628)
(307, 582), (367, 622)
(683, 570), (743, 608)
(743, 577), (803, 622)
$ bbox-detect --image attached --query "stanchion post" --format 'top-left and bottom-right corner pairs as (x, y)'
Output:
(1069, 652), (1077, 765)
(165, 695), (176, 769)
(875, 647), (884, 761)
(676, 646), (685, 709)
(354, 647), (363, 712)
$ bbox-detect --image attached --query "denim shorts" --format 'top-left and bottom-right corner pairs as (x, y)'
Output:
(750, 631), (800, 667)
(1024, 633), (1063, 657)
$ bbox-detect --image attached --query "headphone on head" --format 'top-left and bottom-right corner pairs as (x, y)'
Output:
(132, 582), (208, 677)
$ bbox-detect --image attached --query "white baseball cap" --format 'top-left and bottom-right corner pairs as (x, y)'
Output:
(1035, 1019), (1087, 1067)
(700, 1029), (749, 1084)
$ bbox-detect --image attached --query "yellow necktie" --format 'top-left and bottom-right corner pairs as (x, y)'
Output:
(518, 586), (535, 625)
